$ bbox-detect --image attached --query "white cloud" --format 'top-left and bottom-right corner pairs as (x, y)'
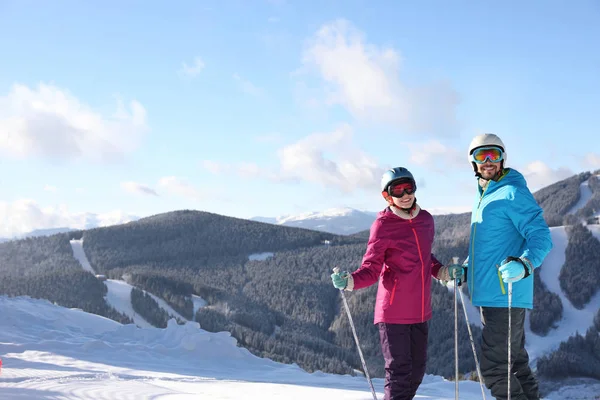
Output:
(300, 19), (460, 136)
(274, 124), (384, 191)
(582, 152), (600, 170)
(202, 125), (385, 192)
(521, 161), (574, 191)
(408, 140), (464, 170)
(0, 83), (147, 162)
(233, 74), (264, 97)
(179, 57), (205, 78)
(202, 160), (267, 179)
(202, 160), (228, 174)
(0, 199), (137, 237)
(158, 176), (207, 200)
(44, 185), (58, 192)
(238, 162), (262, 178)
(121, 181), (159, 196)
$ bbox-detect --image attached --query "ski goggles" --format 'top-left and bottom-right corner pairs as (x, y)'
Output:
(471, 146), (504, 164)
(387, 181), (415, 198)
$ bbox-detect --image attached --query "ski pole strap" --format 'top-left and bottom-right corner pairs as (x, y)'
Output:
(503, 256), (532, 279)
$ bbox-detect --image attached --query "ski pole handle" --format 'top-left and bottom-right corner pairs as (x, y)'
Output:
(450, 256), (463, 286)
(333, 267), (349, 288)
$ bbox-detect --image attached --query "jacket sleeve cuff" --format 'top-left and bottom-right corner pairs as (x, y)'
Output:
(437, 266), (450, 282)
(520, 257), (534, 278)
(344, 274), (355, 291)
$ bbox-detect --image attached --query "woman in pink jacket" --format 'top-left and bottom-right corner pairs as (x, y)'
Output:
(331, 167), (461, 400)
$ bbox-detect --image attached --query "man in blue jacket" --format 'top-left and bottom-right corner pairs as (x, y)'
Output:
(460, 133), (553, 400)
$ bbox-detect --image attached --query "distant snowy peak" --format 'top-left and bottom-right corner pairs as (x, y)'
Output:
(276, 207), (364, 223)
(252, 207), (377, 235)
(0, 212), (139, 242)
(78, 210), (139, 230)
(22, 227), (75, 237)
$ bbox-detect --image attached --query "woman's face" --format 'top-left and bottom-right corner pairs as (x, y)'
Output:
(391, 192), (415, 209)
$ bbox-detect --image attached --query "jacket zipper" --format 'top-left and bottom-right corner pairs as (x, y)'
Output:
(471, 185), (487, 300)
(390, 279), (398, 305)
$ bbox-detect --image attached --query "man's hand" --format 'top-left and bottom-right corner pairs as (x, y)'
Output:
(499, 258), (526, 283)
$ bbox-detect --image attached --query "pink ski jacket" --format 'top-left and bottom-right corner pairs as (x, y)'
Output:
(351, 206), (443, 324)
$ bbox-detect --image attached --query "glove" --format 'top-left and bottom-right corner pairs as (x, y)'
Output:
(437, 263), (466, 286)
(448, 264), (465, 280)
(499, 257), (526, 283)
(331, 270), (349, 290)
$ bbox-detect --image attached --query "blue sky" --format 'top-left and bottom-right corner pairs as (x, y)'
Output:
(1, 0), (599, 236)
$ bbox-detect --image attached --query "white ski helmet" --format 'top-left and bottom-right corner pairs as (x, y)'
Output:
(468, 133), (506, 174)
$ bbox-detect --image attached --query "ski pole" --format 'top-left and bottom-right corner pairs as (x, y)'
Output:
(333, 267), (378, 400)
(453, 259), (459, 400)
(507, 281), (513, 400)
(457, 282), (487, 399)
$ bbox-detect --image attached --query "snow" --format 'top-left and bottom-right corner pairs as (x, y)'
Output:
(1, 295), (597, 399)
(192, 294), (207, 316)
(0, 295), (491, 399)
(248, 252), (274, 261)
(524, 226), (600, 361)
(70, 239), (202, 329)
(69, 239), (95, 274)
(253, 207), (377, 235)
(104, 279), (154, 328)
(567, 179), (593, 215)
(276, 207), (359, 223)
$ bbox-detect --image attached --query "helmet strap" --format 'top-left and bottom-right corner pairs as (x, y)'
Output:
(382, 192), (417, 215)
(393, 198), (417, 214)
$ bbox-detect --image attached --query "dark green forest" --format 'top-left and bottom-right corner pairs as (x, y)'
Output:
(1, 173), (599, 382)
(559, 223), (600, 309)
(537, 309), (600, 380)
(533, 172), (591, 227)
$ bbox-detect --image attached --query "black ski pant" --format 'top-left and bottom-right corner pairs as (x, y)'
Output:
(480, 307), (540, 400)
(378, 321), (428, 400)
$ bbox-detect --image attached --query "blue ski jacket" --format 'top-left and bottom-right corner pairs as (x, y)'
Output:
(467, 168), (552, 309)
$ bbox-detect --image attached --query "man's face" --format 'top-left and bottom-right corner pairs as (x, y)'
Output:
(471, 146), (503, 180)
(477, 160), (502, 180)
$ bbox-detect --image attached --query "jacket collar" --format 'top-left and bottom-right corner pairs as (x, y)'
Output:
(389, 203), (421, 220)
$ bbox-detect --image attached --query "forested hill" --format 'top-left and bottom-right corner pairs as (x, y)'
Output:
(79, 209), (362, 273)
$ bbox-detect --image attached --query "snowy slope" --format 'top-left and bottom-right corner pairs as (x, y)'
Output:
(69, 239), (197, 328)
(1, 296), (598, 399)
(104, 279), (154, 328)
(526, 177), (600, 360)
(70, 239), (95, 273)
(526, 226), (600, 361)
(0, 295), (494, 399)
